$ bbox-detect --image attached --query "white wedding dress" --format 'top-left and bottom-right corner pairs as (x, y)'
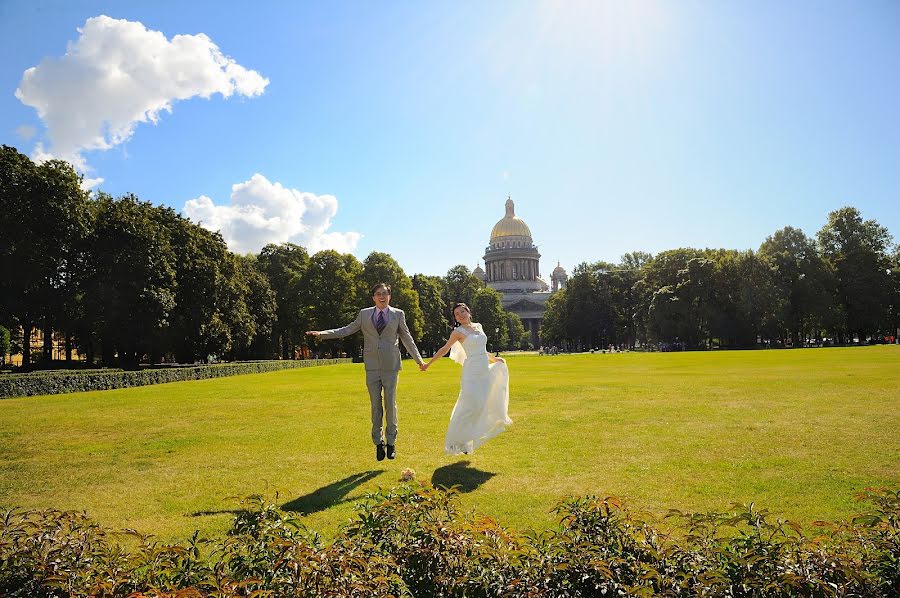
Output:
(445, 323), (512, 455)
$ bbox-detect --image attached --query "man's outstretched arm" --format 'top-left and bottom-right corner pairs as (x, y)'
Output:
(307, 311), (363, 340)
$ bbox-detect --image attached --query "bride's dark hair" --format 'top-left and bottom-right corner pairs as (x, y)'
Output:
(452, 302), (471, 327)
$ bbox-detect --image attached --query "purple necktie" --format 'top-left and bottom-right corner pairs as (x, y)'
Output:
(376, 310), (386, 334)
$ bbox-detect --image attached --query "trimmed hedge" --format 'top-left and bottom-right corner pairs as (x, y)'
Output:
(0, 359), (351, 399)
(0, 486), (898, 597)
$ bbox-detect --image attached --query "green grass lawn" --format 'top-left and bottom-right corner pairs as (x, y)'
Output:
(1, 346), (898, 541)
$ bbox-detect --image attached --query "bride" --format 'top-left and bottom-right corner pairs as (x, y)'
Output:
(422, 303), (512, 455)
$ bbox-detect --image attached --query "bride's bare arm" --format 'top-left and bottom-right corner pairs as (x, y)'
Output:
(422, 330), (466, 371)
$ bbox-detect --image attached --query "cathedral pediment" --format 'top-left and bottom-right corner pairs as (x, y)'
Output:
(506, 298), (546, 312)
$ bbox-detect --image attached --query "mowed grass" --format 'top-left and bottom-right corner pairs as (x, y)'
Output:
(1, 346), (898, 541)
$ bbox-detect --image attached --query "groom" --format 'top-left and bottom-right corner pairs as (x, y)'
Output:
(306, 283), (425, 461)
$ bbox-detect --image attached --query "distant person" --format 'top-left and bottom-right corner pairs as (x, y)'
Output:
(422, 303), (512, 455)
(306, 283), (424, 461)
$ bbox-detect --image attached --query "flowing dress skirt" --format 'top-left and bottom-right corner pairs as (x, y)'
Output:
(445, 359), (512, 455)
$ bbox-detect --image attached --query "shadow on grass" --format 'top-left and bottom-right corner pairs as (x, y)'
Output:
(189, 470), (385, 518)
(281, 470), (385, 515)
(431, 460), (495, 493)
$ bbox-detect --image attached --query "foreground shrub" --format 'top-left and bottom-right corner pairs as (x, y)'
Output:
(0, 359), (351, 398)
(1, 487), (897, 597)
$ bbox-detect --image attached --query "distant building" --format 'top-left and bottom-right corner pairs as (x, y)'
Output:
(475, 197), (566, 347)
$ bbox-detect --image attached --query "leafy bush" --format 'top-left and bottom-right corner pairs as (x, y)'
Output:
(1, 487), (897, 597)
(0, 359), (351, 399)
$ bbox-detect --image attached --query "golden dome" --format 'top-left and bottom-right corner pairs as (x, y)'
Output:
(490, 197), (532, 241)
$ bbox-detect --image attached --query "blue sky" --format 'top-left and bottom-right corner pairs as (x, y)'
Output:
(2, 1), (898, 277)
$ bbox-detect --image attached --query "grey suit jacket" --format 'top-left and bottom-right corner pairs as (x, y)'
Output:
(318, 306), (424, 371)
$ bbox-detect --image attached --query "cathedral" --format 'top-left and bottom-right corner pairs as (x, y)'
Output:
(473, 197), (567, 347)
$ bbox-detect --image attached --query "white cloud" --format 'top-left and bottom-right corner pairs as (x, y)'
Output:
(15, 125), (36, 141)
(80, 176), (104, 191)
(15, 15), (268, 171)
(182, 174), (362, 255)
(30, 142), (54, 164)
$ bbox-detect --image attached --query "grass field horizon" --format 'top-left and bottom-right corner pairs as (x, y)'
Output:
(1, 346), (897, 542)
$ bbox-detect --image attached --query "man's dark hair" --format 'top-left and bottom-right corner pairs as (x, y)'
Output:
(371, 282), (392, 295)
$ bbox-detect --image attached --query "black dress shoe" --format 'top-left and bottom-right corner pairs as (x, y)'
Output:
(386, 444), (396, 459)
(376, 443), (386, 461)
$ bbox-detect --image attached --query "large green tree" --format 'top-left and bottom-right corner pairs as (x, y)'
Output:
(80, 193), (176, 367)
(304, 250), (365, 358)
(159, 210), (233, 362)
(708, 249), (778, 347)
(817, 207), (894, 342)
(444, 265), (485, 309)
(642, 249), (700, 346)
(540, 288), (568, 347)
(470, 287), (508, 351)
(647, 254), (714, 347)
(239, 254), (278, 360)
(257, 243), (311, 359)
(505, 312), (528, 350)
(0, 146), (36, 363)
(759, 226), (834, 345)
(0, 147), (89, 367)
(411, 274), (449, 355)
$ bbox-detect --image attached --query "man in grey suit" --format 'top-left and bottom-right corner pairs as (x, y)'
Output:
(306, 282), (425, 461)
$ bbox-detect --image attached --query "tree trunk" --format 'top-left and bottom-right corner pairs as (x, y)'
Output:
(65, 333), (72, 362)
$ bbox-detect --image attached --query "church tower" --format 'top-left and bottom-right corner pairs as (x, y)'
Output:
(481, 196), (563, 347)
(551, 262), (568, 292)
(483, 197), (545, 292)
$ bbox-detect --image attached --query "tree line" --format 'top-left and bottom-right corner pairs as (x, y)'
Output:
(542, 210), (899, 350)
(0, 146), (528, 369)
(3, 143), (897, 366)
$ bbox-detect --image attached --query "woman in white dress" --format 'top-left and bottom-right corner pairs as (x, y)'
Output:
(422, 303), (512, 455)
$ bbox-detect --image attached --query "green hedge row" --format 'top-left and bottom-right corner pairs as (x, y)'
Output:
(1, 485), (898, 597)
(0, 359), (351, 399)
(8, 368), (125, 377)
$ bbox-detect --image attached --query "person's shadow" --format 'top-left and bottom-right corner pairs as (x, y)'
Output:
(281, 470), (385, 515)
(431, 460), (495, 493)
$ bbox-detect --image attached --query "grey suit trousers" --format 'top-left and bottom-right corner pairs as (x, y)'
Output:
(318, 306), (423, 447)
(366, 369), (400, 445)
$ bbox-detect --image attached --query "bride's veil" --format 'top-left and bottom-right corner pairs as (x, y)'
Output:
(449, 330), (467, 365)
